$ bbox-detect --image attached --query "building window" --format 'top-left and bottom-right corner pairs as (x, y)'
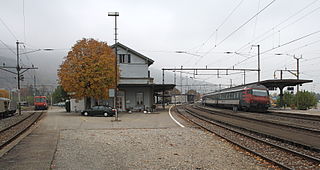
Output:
(119, 54), (131, 63)
(136, 92), (143, 105)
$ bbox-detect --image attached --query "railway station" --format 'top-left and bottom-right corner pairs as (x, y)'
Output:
(1, 1), (320, 170)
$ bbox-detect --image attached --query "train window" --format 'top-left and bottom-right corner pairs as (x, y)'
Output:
(252, 89), (268, 96)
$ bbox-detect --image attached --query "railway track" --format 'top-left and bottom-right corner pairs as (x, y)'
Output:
(268, 110), (320, 121)
(175, 105), (320, 169)
(194, 105), (320, 135)
(0, 111), (44, 149)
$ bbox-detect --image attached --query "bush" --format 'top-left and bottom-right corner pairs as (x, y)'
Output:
(294, 91), (318, 110)
(277, 90), (317, 110)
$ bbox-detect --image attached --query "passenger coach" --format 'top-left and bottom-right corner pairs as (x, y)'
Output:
(202, 83), (270, 112)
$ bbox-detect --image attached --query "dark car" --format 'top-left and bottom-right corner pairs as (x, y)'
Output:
(81, 105), (116, 117)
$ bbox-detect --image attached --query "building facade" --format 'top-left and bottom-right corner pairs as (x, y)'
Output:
(112, 42), (155, 111)
(70, 42), (174, 112)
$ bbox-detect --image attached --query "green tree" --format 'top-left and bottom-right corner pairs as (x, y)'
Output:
(277, 91), (295, 108)
(294, 90), (318, 110)
(52, 86), (69, 103)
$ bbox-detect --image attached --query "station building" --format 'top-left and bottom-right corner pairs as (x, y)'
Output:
(70, 42), (174, 112)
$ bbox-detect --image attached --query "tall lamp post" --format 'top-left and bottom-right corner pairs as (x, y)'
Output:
(108, 12), (120, 121)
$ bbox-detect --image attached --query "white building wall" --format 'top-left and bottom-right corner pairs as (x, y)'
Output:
(70, 99), (85, 112)
(117, 48), (146, 64)
(119, 64), (148, 78)
(119, 78), (152, 84)
(117, 47), (149, 81)
(123, 87), (153, 110)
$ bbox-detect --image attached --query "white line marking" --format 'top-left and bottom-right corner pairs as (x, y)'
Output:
(169, 105), (185, 128)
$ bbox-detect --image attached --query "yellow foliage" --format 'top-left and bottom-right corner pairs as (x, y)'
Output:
(58, 38), (118, 99)
(0, 89), (9, 98)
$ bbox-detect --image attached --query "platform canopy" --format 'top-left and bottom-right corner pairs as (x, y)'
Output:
(118, 84), (175, 92)
(254, 79), (313, 90)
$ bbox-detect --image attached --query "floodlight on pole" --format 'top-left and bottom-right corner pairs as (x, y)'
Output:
(108, 11), (120, 121)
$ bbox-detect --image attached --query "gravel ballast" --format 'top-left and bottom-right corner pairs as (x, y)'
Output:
(53, 127), (267, 170)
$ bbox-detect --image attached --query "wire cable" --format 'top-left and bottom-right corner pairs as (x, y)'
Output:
(0, 39), (16, 55)
(0, 17), (18, 41)
(195, 0), (276, 66)
(236, 0), (320, 53)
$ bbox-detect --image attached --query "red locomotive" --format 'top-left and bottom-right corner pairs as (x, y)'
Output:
(34, 96), (48, 110)
(202, 83), (270, 112)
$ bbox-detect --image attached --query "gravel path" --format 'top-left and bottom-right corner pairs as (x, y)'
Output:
(53, 127), (267, 170)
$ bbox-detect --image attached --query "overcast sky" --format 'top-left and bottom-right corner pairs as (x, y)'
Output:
(1, 0), (320, 93)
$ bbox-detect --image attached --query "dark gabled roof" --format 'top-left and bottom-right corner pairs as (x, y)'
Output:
(111, 42), (154, 66)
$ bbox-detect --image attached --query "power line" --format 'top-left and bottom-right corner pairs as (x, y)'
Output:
(0, 39), (16, 55)
(195, 0), (276, 65)
(232, 29), (320, 67)
(252, 0), (261, 40)
(261, 29), (320, 54)
(236, 0), (320, 53)
(0, 17), (18, 40)
(210, 0), (276, 52)
(23, 0), (26, 43)
(281, 38), (320, 54)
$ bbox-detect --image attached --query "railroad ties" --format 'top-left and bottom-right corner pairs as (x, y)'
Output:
(174, 104), (320, 169)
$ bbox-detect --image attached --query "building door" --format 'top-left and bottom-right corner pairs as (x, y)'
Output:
(117, 91), (125, 111)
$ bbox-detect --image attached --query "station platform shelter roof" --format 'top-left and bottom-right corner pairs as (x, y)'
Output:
(249, 79), (313, 90)
(118, 84), (175, 92)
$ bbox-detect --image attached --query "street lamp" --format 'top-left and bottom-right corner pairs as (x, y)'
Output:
(108, 11), (120, 121)
(20, 48), (54, 55)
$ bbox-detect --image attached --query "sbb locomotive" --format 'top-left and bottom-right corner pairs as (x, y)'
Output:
(34, 96), (48, 110)
(202, 83), (270, 112)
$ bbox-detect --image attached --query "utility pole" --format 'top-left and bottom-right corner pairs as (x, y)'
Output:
(243, 70), (246, 84)
(294, 55), (302, 92)
(162, 69), (165, 109)
(252, 45), (261, 82)
(0, 41), (38, 115)
(33, 74), (36, 97)
(16, 41), (21, 115)
(294, 55), (302, 109)
(180, 66), (183, 94)
(108, 12), (119, 121)
(258, 45), (260, 82)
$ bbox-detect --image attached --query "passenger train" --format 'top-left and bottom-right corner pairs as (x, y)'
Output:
(202, 83), (270, 112)
(0, 89), (16, 117)
(34, 96), (48, 110)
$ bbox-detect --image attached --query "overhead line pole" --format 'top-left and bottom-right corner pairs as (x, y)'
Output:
(0, 41), (38, 115)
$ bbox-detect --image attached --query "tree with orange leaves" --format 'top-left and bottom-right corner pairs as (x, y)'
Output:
(58, 38), (116, 100)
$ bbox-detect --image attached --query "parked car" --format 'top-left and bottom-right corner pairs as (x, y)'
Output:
(81, 105), (116, 117)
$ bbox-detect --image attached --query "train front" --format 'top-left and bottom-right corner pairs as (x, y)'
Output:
(247, 88), (270, 111)
(34, 96), (48, 110)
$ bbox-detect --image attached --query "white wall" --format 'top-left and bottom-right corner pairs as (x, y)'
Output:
(121, 86), (153, 110)
(119, 64), (148, 78)
(117, 47), (150, 80)
(70, 99), (85, 112)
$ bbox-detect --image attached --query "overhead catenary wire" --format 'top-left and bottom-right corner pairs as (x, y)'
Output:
(206, 0), (276, 54)
(236, 0), (320, 53)
(0, 17), (18, 41)
(231, 29), (320, 68)
(195, 0), (276, 65)
(207, 0), (245, 48)
(0, 39), (16, 55)
(23, 0), (26, 43)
